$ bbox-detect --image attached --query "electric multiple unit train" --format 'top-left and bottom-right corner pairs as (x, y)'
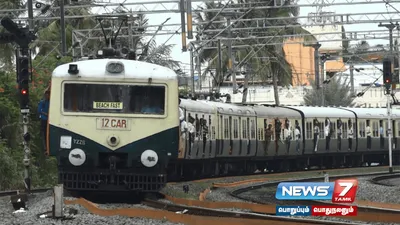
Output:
(48, 58), (400, 193)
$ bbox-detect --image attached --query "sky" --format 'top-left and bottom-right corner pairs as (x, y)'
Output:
(104, 0), (400, 74)
(77, 0), (400, 79)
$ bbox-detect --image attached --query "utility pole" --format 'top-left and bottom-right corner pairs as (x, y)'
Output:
(60, 0), (66, 55)
(225, 15), (237, 94)
(304, 42), (322, 89)
(179, 0), (187, 51)
(320, 54), (326, 106)
(379, 22), (397, 174)
(189, 44), (195, 95)
(217, 39), (223, 93)
(350, 63), (355, 95)
(197, 52), (202, 90)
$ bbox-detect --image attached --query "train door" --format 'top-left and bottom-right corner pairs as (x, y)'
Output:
(217, 114), (223, 156)
(392, 120), (397, 149)
(229, 116), (233, 155)
(208, 115), (216, 158)
(239, 117), (243, 155)
(247, 117), (251, 155)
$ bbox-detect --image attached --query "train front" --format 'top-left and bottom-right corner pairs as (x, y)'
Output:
(47, 59), (179, 192)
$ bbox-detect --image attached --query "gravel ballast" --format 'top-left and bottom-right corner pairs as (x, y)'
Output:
(0, 192), (184, 225)
(2, 171), (400, 225)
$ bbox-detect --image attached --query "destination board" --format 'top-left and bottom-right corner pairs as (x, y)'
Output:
(93, 102), (123, 110)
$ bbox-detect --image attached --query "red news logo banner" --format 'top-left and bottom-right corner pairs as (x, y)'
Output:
(312, 205), (358, 216)
(332, 179), (358, 203)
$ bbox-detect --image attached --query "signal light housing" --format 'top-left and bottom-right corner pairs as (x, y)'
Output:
(383, 57), (393, 95)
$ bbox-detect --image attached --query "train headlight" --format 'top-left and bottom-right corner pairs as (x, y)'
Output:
(106, 61), (124, 74)
(141, 150), (158, 168)
(68, 148), (86, 166)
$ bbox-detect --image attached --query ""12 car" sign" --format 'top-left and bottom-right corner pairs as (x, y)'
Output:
(96, 117), (131, 130)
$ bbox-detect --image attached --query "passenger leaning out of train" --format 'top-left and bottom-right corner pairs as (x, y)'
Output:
(38, 90), (50, 155)
(264, 124), (273, 155)
(366, 120), (372, 150)
(283, 119), (291, 154)
(294, 125), (301, 152)
(313, 119), (320, 152)
(348, 122), (353, 151)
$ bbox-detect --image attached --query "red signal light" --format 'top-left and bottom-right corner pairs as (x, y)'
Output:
(21, 89), (27, 95)
(386, 79), (390, 83)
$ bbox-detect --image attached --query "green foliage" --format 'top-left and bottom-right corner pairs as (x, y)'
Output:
(194, 0), (317, 90)
(0, 55), (69, 190)
(303, 75), (356, 107)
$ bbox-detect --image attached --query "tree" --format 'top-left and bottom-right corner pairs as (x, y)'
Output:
(194, 0), (316, 105)
(303, 75), (355, 107)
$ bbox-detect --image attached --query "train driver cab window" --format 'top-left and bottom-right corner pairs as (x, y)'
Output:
(63, 83), (165, 115)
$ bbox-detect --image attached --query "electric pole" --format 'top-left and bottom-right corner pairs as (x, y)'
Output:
(379, 22), (398, 174)
(304, 42), (321, 89)
(226, 15), (237, 94)
(350, 63), (355, 96)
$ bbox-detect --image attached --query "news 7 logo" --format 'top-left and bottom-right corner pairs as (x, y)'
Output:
(275, 179), (358, 203)
(332, 179), (358, 203)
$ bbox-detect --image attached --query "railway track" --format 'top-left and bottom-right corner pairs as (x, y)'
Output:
(0, 188), (51, 197)
(230, 171), (400, 224)
(370, 173), (400, 186)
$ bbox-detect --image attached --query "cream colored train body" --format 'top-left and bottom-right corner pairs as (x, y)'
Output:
(48, 59), (179, 192)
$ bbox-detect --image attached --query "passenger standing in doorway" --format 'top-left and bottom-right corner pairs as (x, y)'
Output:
(275, 118), (282, 154)
(337, 119), (342, 151)
(313, 119), (320, 152)
(380, 122), (384, 150)
(325, 118), (331, 151)
(366, 120), (372, 150)
(348, 121), (353, 151)
(284, 119), (291, 154)
(295, 124), (301, 153)
(38, 90), (50, 155)
(264, 124), (273, 155)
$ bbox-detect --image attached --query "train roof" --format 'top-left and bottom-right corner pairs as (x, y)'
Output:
(199, 100), (256, 116)
(253, 105), (301, 118)
(52, 59), (177, 80)
(342, 107), (400, 119)
(285, 106), (356, 118)
(180, 98), (216, 114)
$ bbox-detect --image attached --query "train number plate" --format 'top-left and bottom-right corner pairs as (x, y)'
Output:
(96, 117), (131, 130)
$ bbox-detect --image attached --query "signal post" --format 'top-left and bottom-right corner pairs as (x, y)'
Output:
(0, 17), (36, 192)
(383, 57), (394, 173)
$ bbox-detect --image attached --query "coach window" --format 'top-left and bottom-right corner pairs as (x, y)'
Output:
(250, 119), (256, 139)
(398, 121), (400, 137)
(233, 119), (239, 139)
(359, 121), (366, 138)
(242, 119), (247, 139)
(343, 122), (348, 138)
(306, 121), (312, 139)
(63, 83), (165, 115)
(319, 122), (325, 138)
(385, 121), (388, 137)
(224, 117), (229, 139)
(372, 121), (379, 137)
(212, 126), (215, 140)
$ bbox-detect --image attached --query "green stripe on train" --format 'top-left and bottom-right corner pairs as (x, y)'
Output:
(48, 125), (179, 159)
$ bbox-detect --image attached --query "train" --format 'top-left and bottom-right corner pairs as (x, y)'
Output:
(47, 55), (400, 194)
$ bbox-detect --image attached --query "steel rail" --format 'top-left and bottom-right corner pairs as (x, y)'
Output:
(142, 198), (359, 225)
(230, 171), (400, 219)
(369, 174), (400, 186)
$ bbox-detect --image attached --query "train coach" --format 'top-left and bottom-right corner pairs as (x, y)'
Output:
(47, 58), (180, 193)
(173, 99), (400, 179)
